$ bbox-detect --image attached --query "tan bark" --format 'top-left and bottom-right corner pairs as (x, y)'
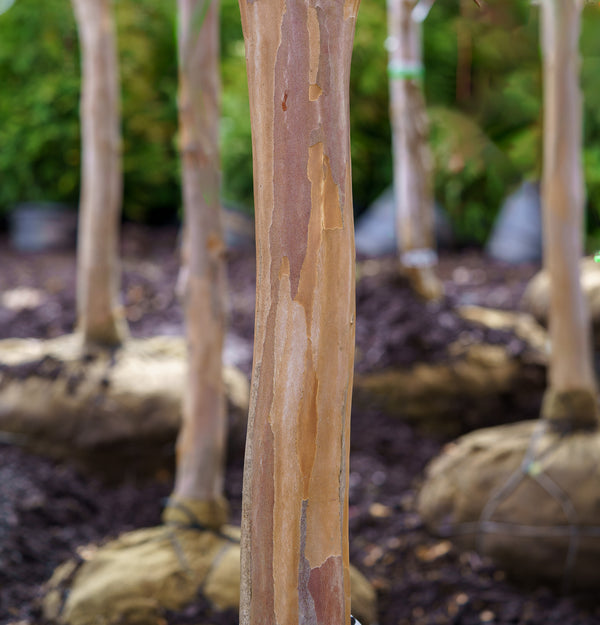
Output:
(540, 0), (598, 428)
(387, 0), (442, 300)
(72, 0), (127, 347)
(237, 2), (359, 623)
(169, 0), (228, 522)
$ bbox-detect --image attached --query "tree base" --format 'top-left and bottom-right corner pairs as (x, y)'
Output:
(418, 419), (600, 589)
(162, 495), (230, 531)
(42, 522), (243, 625)
(42, 520), (377, 625)
(0, 334), (249, 480)
(541, 388), (599, 431)
(403, 265), (444, 301)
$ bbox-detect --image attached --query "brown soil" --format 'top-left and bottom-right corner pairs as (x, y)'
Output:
(1, 225), (598, 625)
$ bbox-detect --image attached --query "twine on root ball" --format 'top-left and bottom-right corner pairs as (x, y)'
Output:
(424, 419), (600, 592)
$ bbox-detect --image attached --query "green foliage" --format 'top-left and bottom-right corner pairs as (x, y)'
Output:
(429, 106), (517, 244)
(350, 0), (600, 244)
(114, 1), (178, 223)
(220, 0), (252, 213)
(581, 8), (600, 240)
(0, 0), (179, 223)
(1, 0), (600, 243)
(0, 0), (245, 222)
(423, 0), (542, 243)
(0, 0), (80, 214)
(350, 0), (392, 211)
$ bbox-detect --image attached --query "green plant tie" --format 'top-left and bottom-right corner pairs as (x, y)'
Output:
(387, 60), (424, 81)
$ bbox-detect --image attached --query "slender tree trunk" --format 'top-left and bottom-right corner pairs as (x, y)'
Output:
(387, 0), (441, 300)
(456, 0), (472, 104)
(167, 0), (229, 528)
(237, 2), (359, 623)
(72, 0), (127, 347)
(540, 0), (598, 429)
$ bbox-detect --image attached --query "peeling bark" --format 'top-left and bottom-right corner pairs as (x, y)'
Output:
(237, 2), (359, 623)
(170, 0), (228, 516)
(540, 0), (598, 428)
(72, 0), (127, 347)
(387, 0), (441, 300)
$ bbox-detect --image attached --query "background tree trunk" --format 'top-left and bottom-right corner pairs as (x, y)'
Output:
(540, 0), (598, 428)
(72, 0), (127, 347)
(238, 2), (360, 623)
(168, 0), (228, 526)
(387, 0), (441, 300)
(456, 0), (473, 104)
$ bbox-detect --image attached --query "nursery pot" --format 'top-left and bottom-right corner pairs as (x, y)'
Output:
(10, 202), (77, 252)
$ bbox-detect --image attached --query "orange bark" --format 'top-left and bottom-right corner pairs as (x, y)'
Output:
(238, 2), (360, 623)
(72, 0), (126, 347)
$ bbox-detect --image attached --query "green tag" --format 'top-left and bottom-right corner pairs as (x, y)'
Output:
(387, 62), (424, 81)
(594, 251), (600, 263)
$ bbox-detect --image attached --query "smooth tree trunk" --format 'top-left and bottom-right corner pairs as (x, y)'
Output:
(387, 0), (441, 300)
(72, 0), (127, 347)
(237, 2), (359, 623)
(168, 0), (228, 527)
(540, 0), (598, 429)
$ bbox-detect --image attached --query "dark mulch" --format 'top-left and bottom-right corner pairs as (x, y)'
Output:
(0, 444), (171, 623)
(1, 225), (598, 625)
(354, 256), (537, 373)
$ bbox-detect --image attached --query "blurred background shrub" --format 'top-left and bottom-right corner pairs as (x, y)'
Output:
(0, 0), (599, 243)
(0, 0), (80, 218)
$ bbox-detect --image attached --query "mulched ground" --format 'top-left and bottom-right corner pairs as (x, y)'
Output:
(1, 225), (598, 625)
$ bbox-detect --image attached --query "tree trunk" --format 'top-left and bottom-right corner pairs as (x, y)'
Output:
(237, 2), (359, 623)
(166, 0), (229, 529)
(72, 0), (127, 347)
(456, 0), (472, 104)
(387, 0), (441, 300)
(540, 0), (598, 429)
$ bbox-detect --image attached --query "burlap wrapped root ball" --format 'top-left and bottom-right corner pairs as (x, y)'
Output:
(418, 419), (600, 589)
(0, 335), (249, 477)
(522, 257), (600, 349)
(43, 498), (377, 625)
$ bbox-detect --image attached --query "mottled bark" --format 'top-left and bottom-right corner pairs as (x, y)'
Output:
(387, 0), (441, 300)
(540, 0), (598, 428)
(169, 0), (228, 523)
(237, 2), (359, 624)
(72, 0), (127, 347)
